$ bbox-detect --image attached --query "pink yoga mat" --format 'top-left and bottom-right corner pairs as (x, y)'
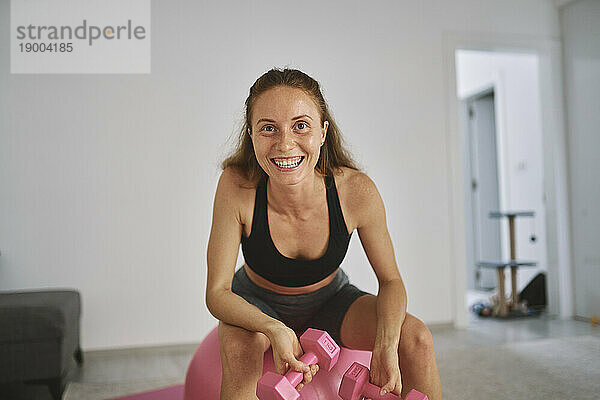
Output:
(108, 384), (184, 400)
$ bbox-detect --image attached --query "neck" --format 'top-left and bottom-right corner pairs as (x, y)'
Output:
(267, 171), (325, 219)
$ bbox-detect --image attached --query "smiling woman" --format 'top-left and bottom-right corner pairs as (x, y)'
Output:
(250, 86), (331, 186)
(221, 69), (359, 186)
(204, 68), (442, 400)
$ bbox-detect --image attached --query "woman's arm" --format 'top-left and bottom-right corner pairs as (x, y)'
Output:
(205, 168), (280, 334)
(353, 172), (407, 349)
(205, 168), (313, 379)
(351, 172), (408, 396)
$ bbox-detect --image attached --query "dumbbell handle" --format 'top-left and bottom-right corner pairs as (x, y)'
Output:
(359, 381), (400, 400)
(283, 352), (318, 388)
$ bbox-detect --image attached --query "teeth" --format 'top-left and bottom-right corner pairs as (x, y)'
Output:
(273, 156), (302, 168)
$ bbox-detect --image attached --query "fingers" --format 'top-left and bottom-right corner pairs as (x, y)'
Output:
(274, 361), (287, 375)
(380, 380), (392, 395)
(277, 352), (309, 376)
(295, 364), (319, 392)
(380, 376), (402, 396)
(287, 333), (309, 374)
(370, 369), (380, 391)
(291, 357), (310, 374)
(395, 380), (403, 396)
(369, 369), (402, 397)
(274, 356), (292, 375)
(292, 336), (304, 359)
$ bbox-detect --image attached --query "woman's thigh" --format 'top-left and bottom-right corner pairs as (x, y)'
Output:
(302, 283), (370, 346)
(338, 293), (428, 351)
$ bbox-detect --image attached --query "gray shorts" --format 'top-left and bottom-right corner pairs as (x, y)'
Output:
(231, 267), (369, 346)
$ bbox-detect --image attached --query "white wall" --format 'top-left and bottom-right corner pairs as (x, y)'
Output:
(456, 51), (548, 294)
(560, 0), (600, 318)
(0, 0), (561, 350)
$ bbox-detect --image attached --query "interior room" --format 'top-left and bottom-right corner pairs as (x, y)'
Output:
(1, 0), (598, 399)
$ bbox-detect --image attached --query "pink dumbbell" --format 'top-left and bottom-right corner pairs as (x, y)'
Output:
(339, 362), (429, 400)
(256, 328), (341, 400)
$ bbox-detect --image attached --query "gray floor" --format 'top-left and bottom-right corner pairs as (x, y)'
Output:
(69, 342), (197, 384)
(69, 313), (600, 381)
(432, 312), (600, 351)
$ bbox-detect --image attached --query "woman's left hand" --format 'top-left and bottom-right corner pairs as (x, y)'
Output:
(366, 344), (402, 399)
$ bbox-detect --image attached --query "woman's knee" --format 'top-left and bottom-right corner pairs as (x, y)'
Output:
(399, 315), (435, 360)
(218, 322), (270, 371)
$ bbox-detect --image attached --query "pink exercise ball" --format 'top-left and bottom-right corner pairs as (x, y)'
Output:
(184, 326), (372, 400)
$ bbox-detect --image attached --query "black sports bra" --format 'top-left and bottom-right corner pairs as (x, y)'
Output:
(241, 174), (353, 287)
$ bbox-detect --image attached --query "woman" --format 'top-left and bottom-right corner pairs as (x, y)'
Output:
(206, 68), (442, 400)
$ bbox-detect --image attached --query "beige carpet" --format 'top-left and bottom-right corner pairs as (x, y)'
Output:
(436, 335), (600, 399)
(63, 335), (600, 400)
(62, 377), (183, 400)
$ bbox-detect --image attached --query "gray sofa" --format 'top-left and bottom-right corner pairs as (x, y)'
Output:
(0, 289), (83, 400)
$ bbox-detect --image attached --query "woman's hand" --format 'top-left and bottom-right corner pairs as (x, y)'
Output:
(366, 344), (402, 399)
(264, 322), (319, 392)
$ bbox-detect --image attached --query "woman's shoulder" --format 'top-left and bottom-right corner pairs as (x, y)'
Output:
(334, 166), (376, 199)
(221, 166), (256, 188)
(219, 166), (259, 202)
(333, 167), (380, 231)
(219, 166), (259, 233)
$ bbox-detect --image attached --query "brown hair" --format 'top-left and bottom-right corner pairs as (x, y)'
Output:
(221, 68), (361, 186)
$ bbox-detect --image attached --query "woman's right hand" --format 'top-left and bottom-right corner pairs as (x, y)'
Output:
(264, 322), (318, 391)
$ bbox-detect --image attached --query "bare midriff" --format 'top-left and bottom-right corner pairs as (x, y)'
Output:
(244, 263), (339, 295)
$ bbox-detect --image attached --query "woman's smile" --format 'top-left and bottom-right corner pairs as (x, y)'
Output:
(270, 156), (305, 171)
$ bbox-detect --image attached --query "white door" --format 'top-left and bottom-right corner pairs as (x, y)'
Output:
(467, 92), (502, 289)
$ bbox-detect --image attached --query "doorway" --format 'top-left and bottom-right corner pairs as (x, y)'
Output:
(455, 49), (549, 319)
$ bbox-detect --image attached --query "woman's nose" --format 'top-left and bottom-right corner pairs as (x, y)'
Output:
(277, 128), (295, 151)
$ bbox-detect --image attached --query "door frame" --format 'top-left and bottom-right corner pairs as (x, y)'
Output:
(443, 31), (574, 327)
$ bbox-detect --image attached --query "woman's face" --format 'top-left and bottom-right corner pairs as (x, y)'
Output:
(249, 86), (328, 185)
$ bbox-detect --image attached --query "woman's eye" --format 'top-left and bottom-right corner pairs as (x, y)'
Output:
(296, 122), (307, 130)
(261, 125), (275, 132)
